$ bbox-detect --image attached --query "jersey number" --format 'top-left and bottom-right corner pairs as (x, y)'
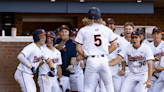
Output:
(139, 61), (146, 67)
(94, 34), (102, 46)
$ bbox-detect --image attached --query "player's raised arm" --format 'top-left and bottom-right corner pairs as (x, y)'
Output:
(54, 25), (70, 50)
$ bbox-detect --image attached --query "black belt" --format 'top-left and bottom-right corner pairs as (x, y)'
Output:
(126, 65), (128, 67)
(91, 55), (105, 58)
(70, 72), (75, 75)
(40, 74), (46, 76)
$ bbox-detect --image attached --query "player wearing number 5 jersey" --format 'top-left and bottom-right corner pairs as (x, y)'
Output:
(75, 7), (117, 92)
(109, 31), (154, 92)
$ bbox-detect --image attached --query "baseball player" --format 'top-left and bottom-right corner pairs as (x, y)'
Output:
(37, 31), (63, 92)
(119, 22), (135, 82)
(55, 25), (77, 92)
(69, 29), (84, 92)
(105, 18), (126, 92)
(151, 42), (164, 92)
(75, 7), (117, 92)
(161, 30), (164, 41)
(109, 31), (154, 92)
(148, 27), (163, 92)
(14, 29), (55, 92)
(136, 28), (150, 45)
(92, 18), (125, 92)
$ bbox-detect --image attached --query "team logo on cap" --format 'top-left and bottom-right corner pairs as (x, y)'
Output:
(91, 11), (95, 14)
(132, 32), (136, 35)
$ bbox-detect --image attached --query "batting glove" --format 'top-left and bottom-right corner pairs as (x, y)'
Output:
(31, 67), (37, 74)
(59, 78), (64, 91)
(48, 68), (55, 77)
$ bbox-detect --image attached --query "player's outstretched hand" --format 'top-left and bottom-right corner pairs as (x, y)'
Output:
(77, 55), (84, 61)
(143, 80), (151, 89)
(155, 65), (163, 72)
(31, 67), (37, 74)
(48, 68), (55, 77)
(118, 70), (125, 76)
(66, 65), (74, 72)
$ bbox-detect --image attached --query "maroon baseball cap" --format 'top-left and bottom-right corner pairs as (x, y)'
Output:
(152, 27), (162, 34)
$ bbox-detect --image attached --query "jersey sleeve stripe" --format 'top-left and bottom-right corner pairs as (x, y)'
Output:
(147, 59), (154, 61)
(74, 41), (83, 45)
(118, 54), (124, 59)
(109, 37), (117, 43)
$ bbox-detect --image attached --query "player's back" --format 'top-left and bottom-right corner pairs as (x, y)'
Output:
(78, 23), (115, 56)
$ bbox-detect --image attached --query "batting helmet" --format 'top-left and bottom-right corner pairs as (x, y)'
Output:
(88, 7), (101, 20)
(46, 31), (56, 43)
(33, 29), (46, 42)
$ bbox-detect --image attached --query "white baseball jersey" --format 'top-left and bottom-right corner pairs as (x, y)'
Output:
(75, 23), (116, 56)
(119, 43), (154, 74)
(17, 43), (48, 74)
(120, 36), (131, 63)
(70, 60), (83, 73)
(142, 39), (150, 46)
(39, 46), (62, 75)
(149, 41), (163, 66)
(108, 33), (126, 61)
(160, 42), (164, 67)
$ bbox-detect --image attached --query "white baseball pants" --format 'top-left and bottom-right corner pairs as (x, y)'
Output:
(120, 72), (148, 92)
(84, 55), (114, 92)
(14, 69), (36, 92)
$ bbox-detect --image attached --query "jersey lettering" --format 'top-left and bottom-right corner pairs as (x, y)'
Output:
(33, 55), (43, 63)
(51, 58), (59, 63)
(128, 55), (144, 61)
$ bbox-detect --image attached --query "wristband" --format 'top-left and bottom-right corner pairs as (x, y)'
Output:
(70, 64), (74, 66)
(148, 79), (151, 81)
(122, 68), (125, 71)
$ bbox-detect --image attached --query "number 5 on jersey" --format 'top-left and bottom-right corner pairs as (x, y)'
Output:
(94, 34), (102, 47)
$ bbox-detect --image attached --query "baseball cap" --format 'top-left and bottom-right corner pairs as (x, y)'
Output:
(73, 28), (79, 33)
(152, 27), (162, 34)
(136, 28), (145, 34)
(60, 25), (69, 30)
(54, 28), (60, 35)
(70, 30), (77, 36)
(88, 7), (101, 20)
(131, 31), (141, 37)
(162, 30), (164, 34)
(120, 32), (125, 37)
(105, 18), (115, 24)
